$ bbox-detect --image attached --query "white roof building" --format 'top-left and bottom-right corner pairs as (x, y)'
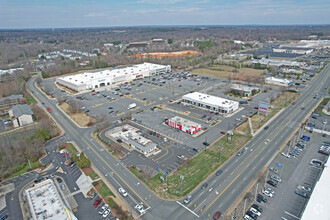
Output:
(25, 179), (77, 220)
(56, 62), (171, 92)
(231, 84), (260, 97)
(253, 58), (306, 68)
(265, 77), (293, 87)
(182, 92), (239, 114)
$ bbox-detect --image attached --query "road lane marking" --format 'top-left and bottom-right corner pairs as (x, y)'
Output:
(176, 201), (200, 218)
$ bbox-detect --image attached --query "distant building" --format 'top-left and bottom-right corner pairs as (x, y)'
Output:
(0, 94), (24, 112)
(253, 58), (306, 68)
(8, 104), (34, 127)
(182, 92), (239, 114)
(0, 68), (24, 76)
(129, 41), (149, 48)
(167, 116), (201, 134)
(231, 84), (260, 97)
(265, 77), (293, 87)
(56, 62), (171, 92)
(273, 48), (313, 55)
(25, 179), (77, 220)
(152, 39), (165, 44)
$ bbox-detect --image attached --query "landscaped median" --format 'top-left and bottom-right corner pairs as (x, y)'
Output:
(127, 90), (300, 199)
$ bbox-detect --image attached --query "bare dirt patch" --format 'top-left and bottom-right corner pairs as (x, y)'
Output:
(191, 65), (264, 80)
(59, 102), (94, 127)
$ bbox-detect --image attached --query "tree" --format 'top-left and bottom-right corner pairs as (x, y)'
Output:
(167, 38), (173, 44)
(72, 154), (78, 162)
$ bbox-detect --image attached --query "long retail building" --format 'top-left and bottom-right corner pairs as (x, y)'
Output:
(182, 92), (239, 114)
(56, 62), (171, 91)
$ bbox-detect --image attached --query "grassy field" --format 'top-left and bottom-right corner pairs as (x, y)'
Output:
(89, 171), (99, 180)
(66, 143), (78, 154)
(191, 65), (264, 79)
(251, 91), (300, 131)
(134, 131), (251, 199)
(314, 98), (330, 116)
(59, 102), (93, 127)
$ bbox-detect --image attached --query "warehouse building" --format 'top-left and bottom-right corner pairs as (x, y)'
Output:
(182, 92), (239, 114)
(265, 77), (293, 87)
(25, 179), (77, 220)
(166, 116), (201, 134)
(230, 84), (260, 97)
(56, 62), (171, 92)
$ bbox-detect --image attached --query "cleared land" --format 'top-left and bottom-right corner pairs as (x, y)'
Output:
(191, 65), (264, 79)
(58, 102), (94, 127)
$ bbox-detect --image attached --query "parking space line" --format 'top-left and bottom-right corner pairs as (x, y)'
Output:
(176, 201), (200, 218)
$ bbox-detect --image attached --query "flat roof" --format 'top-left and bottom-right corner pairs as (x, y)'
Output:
(169, 116), (201, 128)
(302, 160), (329, 220)
(231, 84), (259, 92)
(183, 92), (238, 108)
(25, 179), (76, 220)
(57, 62), (169, 86)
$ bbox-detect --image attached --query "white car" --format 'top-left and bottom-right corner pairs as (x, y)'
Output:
(250, 207), (261, 216)
(98, 204), (109, 214)
(269, 167), (278, 174)
(262, 189), (273, 197)
(244, 214), (253, 220)
(102, 209), (111, 218)
(281, 152), (290, 158)
(271, 175), (281, 183)
(60, 149), (67, 154)
(135, 204), (146, 215)
(118, 187), (128, 197)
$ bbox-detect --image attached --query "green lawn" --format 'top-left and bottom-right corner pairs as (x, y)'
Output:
(67, 143), (78, 154)
(25, 94), (37, 104)
(89, 171), (99, 180)
(98, 180), (116, 198)
(10, 161), (41, 178)
(107, 197), (118, 209)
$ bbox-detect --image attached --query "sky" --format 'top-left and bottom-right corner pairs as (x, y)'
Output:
(0, 0), (329, 29)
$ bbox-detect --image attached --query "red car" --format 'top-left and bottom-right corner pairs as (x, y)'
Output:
(157, 133), (160, 137)
(47, 107), (52, 113)
(62, 152), (69, 158)
(292, 102), (296, 105)
(220, 131), (226, 135)
(254, 107), (259, 110)
(93, 198), (102, 207)
(125, 92), (130, 95)
(213, 211), (222, 220)
(178, 85), (182, 87)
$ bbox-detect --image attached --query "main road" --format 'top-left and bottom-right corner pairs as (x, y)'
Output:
(27, 64), (329, 220)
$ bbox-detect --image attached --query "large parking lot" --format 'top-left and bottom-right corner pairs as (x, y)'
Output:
(42, 70), (300, 176)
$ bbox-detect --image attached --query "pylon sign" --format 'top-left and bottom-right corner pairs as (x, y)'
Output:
(258, 101), (269, 117)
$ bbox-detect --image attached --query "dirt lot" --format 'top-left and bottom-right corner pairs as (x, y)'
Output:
(191, 65), (264, 80)
(59, 102), (94, 127)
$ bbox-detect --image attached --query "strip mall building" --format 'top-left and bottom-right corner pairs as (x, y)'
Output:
(56, 62), (171, 92)
(182, 92), (239, 114)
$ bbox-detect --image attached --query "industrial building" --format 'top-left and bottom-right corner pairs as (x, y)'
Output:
(265, 77), (293, 87)
(56, 62), (171, 92)
(182, 92), (239, 114)
(253, 58), (306, 68)
(25, 179), (77, 220)
(167, 116), (201, 134)
(230, 84), (260, 97)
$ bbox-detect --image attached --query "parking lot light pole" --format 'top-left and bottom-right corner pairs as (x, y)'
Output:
(264, 170), (269, 188)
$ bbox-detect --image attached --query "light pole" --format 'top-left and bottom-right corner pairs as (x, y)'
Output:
(264, 170), (269, 188)
(218, 146), (223, 163)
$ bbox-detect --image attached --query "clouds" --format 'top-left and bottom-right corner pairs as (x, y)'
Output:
(0, 0), (329, 28)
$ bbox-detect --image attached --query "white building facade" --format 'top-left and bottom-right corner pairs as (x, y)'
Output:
(265, 77), (293, 87)
(182, 92), (239, 114)
(56, 62), (171, 91)
(167, 116), (201, 134)
(9, 104), (34, 127)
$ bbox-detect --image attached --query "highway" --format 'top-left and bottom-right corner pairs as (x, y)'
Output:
(27, 64), (329, 220)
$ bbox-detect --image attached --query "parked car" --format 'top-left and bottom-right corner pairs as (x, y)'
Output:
(60, 184), (66, 190)
(295, 189), (307, 198)
(246, 210), (258, 220)
(62, 152), (69, 158)
(93, 198), (103, 207)
(281, 152), (290, 158)
(257, 194), (267, 203)
(270, 175), (281, 183)
(267, 180), (277, 187)
(301, 186), (311, 192)
(203, 142), (210, 146)
(56, 177), (62, 183)
(102, 209), (111, 218)
(269, 167), (278, 173)
(89, 192), (97, 200)
(193, 148), (201, 153)
(220, 131), (226, 135)
(251, 204), (263, 213)
(34, 176), (44, 183)
(98, 204), (109, 214)
(60, 149), (67, 154)
(250, 207), (261, 216)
